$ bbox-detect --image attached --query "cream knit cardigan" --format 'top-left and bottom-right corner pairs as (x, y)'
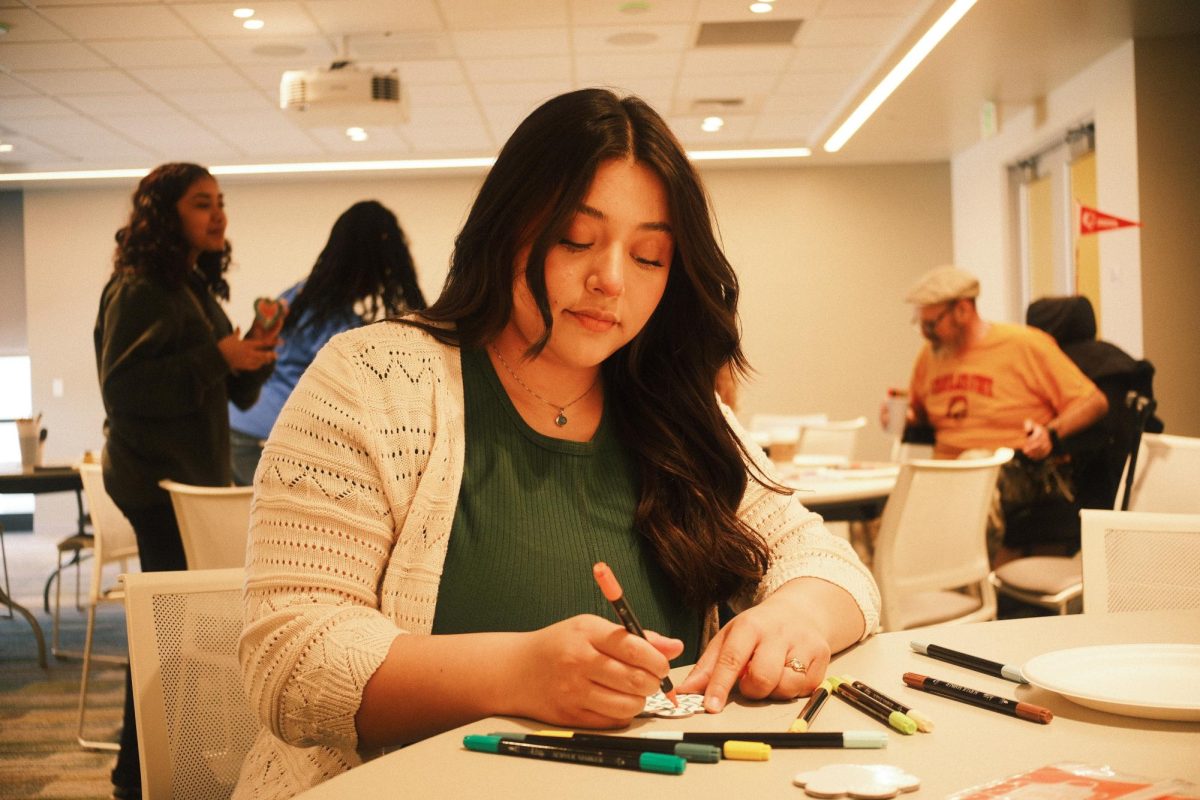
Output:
(234, 321), (881, 799)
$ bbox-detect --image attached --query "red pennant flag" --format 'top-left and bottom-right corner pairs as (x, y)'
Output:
(1079, 204), (1141, 235)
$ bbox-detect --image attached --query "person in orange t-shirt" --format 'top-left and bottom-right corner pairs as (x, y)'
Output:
(887, 265), (1108, 564)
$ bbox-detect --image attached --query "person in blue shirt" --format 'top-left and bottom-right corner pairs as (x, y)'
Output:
(229, 200), (427, 484)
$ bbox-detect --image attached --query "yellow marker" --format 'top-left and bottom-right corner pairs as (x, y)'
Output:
(723, 740), (771, 761)
(790, 679), (833, 733)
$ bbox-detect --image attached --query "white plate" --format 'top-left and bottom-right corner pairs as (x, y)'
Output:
(1022, 643), (1200, 721)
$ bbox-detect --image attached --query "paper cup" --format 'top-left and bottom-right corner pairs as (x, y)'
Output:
(884, 393), (909, 436)
(16, 418), (41, 470)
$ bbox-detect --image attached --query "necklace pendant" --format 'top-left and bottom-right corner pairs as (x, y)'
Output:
(554, 411), (568, 427)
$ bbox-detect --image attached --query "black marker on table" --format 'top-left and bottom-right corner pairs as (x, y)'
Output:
(910, 640), (1027, 683)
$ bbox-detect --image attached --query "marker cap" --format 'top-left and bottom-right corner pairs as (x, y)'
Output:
(788, 719), (809, 733)
(1001, 664), (1027, 683)
(464, 734), (502, 752)
(639, 752), (688, 774)
(888, 710), (918, 735)
(843, 731), (889, 749)
(675, 743), (721, 763)
(723, 741), (771, 761)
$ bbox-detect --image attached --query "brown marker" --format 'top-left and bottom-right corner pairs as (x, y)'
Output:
(903, 672), (1052, 724)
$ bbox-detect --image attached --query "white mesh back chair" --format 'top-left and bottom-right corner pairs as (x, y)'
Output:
(872, 448), (1013, 631)
(74, 461), (140, 750)
(1119, 434), (1200, 513)
(797, 416), (867, 460)
(124, 568), (258, 800)
(1080, 509), (1200, 614)
(158, 481), (253, 569)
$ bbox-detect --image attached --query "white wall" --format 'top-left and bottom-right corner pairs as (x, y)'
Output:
(950, 42), (1143, 354)
(21, 162), (951, 528)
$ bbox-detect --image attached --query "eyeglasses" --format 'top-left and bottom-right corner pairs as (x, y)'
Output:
(918, 301), (957, 333)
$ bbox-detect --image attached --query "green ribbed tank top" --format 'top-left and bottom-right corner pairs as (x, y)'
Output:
(432, 347), (701, 665)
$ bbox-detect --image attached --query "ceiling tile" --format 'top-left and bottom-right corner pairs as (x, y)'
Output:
(206, 34), (335, 64)
(130, 64), (255, 93)
(798, 14), (908, 47)
(3, 115), (154, 160)
(404, 82), (474, 108)
(305, 0), (442, 33)
(172, 89), (277, 111)
(0, 74), (40, 97)
(681, 46), (795, 76)
(0, 96), (75, 118)
(403, 123), (494, 152)
(749, 113), (822, 141)
(0, 8), (71, 42)
(171, 2), (318, 37)
(571, 23), (692, 54)
(302, 125), (412, 154)
(787, 44), (878, 73)
(462, 55), (570, 84)
(575, 51), (683, 82)
(18, 69), (144, 95)
(200, 110), (324, 156)
(90, 38), (226, 68)
(0, 42), (109, 71)
(675, 71), (778, 99)
(437, 0), (569, 29)
(669, 113), (756, 145)
(101, 112), (231, 151)
(451, 27), (569, 58)
(39, 5), (194, 40)
(695, 0), (820, 23)
(570, 0), (697, 26)
(394, 59), (467, 85)
(62, 92), (180, 116)
(349, 31), (454, 61)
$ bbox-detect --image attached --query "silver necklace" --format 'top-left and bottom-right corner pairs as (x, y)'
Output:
(491, 346), (598, 427)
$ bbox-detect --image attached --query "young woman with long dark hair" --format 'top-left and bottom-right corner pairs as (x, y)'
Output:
(96, 162), (277, 799)
(235, 90), (879, 799)
(228, 200), (427, 484)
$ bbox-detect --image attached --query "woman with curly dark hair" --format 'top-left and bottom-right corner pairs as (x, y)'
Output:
(94, 162), (277, 799)
(228, 200), (427, 484)
(235, 90), (879, 798)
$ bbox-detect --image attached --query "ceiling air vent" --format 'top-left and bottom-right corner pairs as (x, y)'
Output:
(695, 19), (803, 47)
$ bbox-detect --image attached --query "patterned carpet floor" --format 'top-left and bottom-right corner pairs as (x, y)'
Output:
(2, 527), (128, 800)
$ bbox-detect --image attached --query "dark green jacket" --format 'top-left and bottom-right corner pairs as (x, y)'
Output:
(94, 269), (271, 510)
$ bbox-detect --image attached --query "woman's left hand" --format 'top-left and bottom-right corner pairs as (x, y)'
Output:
(675, 576), (865, 714)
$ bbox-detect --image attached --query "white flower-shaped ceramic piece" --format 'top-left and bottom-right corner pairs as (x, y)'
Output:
(793, 764), (921, 798)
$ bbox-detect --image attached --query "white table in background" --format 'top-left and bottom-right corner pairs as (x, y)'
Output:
(295, 609), (1200, 800)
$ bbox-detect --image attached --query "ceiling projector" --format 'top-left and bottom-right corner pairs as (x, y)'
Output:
(280, 61), (409, 126)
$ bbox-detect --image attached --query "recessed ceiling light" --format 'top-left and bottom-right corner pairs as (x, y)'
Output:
(346, 127), (368, 142)
(749, 2), (774, 12)
(701, 116), (724, 133)
(233, 8), (255, 18)
(243, 18), (265, 30)
(0, 143), (14, 153)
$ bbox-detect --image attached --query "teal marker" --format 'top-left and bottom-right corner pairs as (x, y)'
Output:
(463, 734), (686, 775)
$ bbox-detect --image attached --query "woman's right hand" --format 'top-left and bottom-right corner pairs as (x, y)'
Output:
(218, 328), (277, 373)
(502, 615), (683, 729)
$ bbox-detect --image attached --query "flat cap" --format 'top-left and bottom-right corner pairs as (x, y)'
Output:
(904, 265), (980, 306)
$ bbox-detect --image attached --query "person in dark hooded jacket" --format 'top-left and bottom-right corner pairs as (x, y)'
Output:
(1026, 295), (1163, 511)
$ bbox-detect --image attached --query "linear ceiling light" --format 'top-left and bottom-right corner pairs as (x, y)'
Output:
(0, 147), (811, 184)
(823, 0), (977, 153)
